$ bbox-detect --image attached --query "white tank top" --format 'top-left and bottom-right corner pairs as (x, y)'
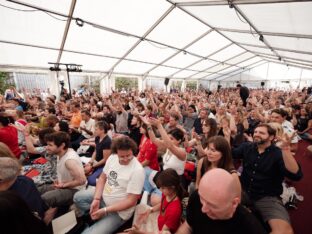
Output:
(57, 148), (85, 190)
(162, 148), (186, 175)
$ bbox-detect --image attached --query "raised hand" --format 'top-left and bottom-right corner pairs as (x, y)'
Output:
(149, 117), (161, 127)
(276, 132), (294, 150)
(139, 116), (151, 125)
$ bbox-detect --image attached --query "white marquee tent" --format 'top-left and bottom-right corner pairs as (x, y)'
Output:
(0, 0), (312, 91)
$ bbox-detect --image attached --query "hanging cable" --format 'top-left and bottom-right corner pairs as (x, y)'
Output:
(42, 11), (67, 21)
(0, 3), (67, 21)
(147, 40), (169, 50)
(0, 3), (37, 12)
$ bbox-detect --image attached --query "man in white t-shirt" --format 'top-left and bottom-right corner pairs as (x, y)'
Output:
(74, 136), (145, 234)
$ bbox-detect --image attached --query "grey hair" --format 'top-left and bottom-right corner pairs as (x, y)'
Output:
(0, 158), (20, 183)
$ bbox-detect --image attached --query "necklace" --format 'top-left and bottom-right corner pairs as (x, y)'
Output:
(161, 194), (177, 214)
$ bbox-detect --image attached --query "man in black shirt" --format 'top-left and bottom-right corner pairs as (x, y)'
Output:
(232, 123), (302, 234)
(176, 168), (267, 234)
(193, 108), (209, 135)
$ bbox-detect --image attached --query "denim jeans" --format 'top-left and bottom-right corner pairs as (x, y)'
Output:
(73, 187), (126, 234)
(143, 167), (161, 196)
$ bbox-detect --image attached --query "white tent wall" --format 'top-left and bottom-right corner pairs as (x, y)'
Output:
(0, 0), (312, 91)
(219, 62), (312, 89)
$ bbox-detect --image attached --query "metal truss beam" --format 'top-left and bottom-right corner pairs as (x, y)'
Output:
(175, 0), (312, 7)
(239, 42), (312, 56)
(215, 27), (312, 40)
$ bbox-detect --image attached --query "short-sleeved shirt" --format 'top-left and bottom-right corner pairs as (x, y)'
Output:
(80, 118), (96, 138)
(187, 191), (267, 234)
(158, 194), (182, 233)
(95, 135), (112, 162)
(70, 112), (82, 128)
(137, 136), (159, 171)
(116, 111), (129, 133)
(102, 154), (145, 220)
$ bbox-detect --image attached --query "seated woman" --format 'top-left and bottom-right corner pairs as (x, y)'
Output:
(83, 121), (112, 186)
(127, 168), (183, 234)
(195, 136), (241, 193)
(137, 123), (159, 171)
(187, 118), (218, 158)
(141, 116), (186, 177)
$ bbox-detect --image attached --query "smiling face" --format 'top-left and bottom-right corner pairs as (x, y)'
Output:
(253, 126), (273, 145)
(270, 112), (284, 124)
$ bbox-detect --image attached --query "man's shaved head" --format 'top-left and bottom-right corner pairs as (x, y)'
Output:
(198, 168), (241, 220)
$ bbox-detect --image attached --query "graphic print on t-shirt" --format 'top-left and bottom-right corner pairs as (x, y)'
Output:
(108, 171), (119, 187)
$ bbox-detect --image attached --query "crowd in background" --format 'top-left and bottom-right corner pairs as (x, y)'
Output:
(0, 84), (311, 234)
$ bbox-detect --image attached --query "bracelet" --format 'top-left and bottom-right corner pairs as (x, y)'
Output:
(94, 197), (101, 201)
(104, 207), (108, 215)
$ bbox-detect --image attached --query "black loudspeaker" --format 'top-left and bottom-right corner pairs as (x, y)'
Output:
(261, 81), (265, 87)
(164, 78), (170, 86)
(217, 84), (222, 91)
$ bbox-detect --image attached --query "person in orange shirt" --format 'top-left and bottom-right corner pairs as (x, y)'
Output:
(70, 103), (82, 129)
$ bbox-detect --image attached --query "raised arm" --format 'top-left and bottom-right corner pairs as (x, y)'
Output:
(140, 116), (165, 148)
(151, 118), (186, 161)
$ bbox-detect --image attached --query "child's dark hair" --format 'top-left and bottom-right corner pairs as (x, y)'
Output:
(155, 168), (185, 200)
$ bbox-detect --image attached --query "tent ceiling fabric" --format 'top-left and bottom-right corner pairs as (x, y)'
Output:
(0, 0), (311, 80)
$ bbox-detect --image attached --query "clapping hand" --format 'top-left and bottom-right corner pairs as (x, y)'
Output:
(276, 132), (294, 150)
(149, 117), (161, 127)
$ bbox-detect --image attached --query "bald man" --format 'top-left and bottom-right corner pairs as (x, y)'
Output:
(176, 168), (267, 234)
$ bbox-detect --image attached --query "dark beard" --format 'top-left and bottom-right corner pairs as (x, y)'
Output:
(255, 139), (266, 145)
(117, 111), (122, 115)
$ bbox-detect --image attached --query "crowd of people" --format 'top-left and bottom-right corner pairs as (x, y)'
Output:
(0, 84), (311, 234)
